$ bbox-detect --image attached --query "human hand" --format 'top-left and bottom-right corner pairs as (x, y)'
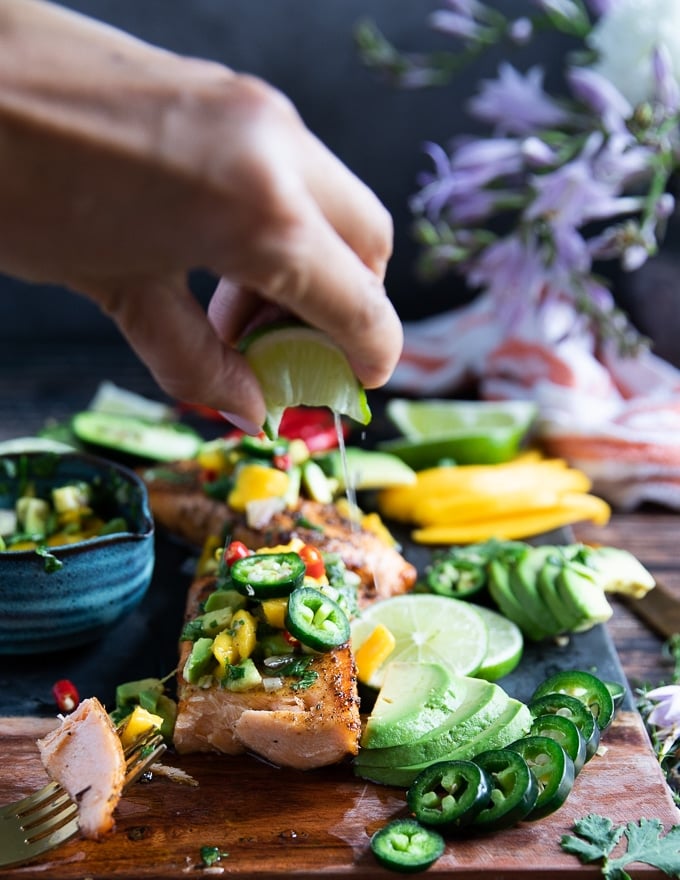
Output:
(0, 0), (402, 430)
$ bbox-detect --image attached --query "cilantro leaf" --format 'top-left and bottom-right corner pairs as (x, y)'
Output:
(561, 814), (680, 879)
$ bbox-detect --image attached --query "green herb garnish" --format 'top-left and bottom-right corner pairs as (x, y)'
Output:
(561, 814), (680, 878)
(35, 545), (63, 573)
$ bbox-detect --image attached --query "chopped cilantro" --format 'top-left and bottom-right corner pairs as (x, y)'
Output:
(275, 655), (319, 691)
(199, 845), (229, 867)
(561, 814), (680, 878)
(35, 545), (63, 573)
(180, 618), (206, 642)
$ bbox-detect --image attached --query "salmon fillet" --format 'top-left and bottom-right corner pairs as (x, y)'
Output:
(36, 697), (125, 840)
(173, 575), (361, 769)
(142, 461), (417, 605)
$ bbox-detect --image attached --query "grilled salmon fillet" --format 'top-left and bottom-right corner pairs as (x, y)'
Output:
(173, 575), (361, 769)
(37, 697), (125, 840)
(142, 461), (417, 605)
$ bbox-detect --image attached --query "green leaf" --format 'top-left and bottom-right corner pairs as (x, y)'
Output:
(562, 814), (680, 879)
(610, 819), (680, 876)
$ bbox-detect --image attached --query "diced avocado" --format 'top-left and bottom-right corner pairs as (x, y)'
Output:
(203, 589), (247, 614)
(301, 459), (334, 503)
(154, 694), (178, 740)
(283, 464), (302, 506)
(487, 555), (546, 641)
(315, 448), (416, 491)
(115, 676), (165, 708)
(355, 698), (532, 788)
(16, 496), (50, 538)
(51, 483), (90, 514)
(357, 675), (507, 767)
(509, 545), (563, 637)
(360, 662), (459, 750)
(221, 657), (263, 692)
(556, 562), (613, 631)
(183, 637), (215, 684)
(193, 606), (234, 638)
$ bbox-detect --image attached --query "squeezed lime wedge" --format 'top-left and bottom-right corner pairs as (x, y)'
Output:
(379, 399), (537, 468)
(239, 322), (371, 439)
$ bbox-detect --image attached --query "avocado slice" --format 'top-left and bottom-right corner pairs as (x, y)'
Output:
(358, 675), (506, 767)
(556, 561), (613, 631)
(488, 556), (546, 641)
(509, 545), (563, 637)
(355, 698), (532, 788)
(360, 662), (460, 750)
(535, 549), (581, 632)
(582, 545), (655, 598)
(314, 447), (416, 491)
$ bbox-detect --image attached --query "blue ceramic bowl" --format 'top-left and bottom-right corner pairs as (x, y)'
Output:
(0, 451), (154, 654)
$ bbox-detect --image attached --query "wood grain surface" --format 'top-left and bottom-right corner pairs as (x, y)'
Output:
(0, 711), (677, 879)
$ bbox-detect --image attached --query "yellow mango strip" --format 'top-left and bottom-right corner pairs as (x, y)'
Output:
(412, 492), (611, 545)
(354, 623), (396, 685)
(411, 471), (592, 526)
(377, 456), (580, 523)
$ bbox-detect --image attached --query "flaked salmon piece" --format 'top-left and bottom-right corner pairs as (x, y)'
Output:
(173, 576), (361, 769)
(142, 462), (416, 606)
(36, 697), (125, 840)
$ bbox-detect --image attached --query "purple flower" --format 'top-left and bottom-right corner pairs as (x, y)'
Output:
(567, 66), (632, 131)
(653, 44), (680, 113)
(646, 685), (680, 730)
(526, 133), (645, 230)
(412, 138), (525, 220)
(468, 63), (572, 135)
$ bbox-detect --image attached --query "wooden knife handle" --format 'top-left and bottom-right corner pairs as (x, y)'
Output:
(623, 579), (680, 641)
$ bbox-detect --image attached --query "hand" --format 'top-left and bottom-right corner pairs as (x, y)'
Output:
(0, 0), (402, 429)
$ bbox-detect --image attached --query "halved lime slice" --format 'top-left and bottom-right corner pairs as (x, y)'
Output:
(350, 593), (488, 689)
(239, 322), (371, 439)
(379, 399), (537, 468)
(473, 604), (524, 681)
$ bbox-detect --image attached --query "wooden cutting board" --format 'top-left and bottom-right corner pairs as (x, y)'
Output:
(1, 711), (677, 879)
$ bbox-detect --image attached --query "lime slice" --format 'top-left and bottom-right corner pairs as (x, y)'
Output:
(350, 594), (488, 689)
(240, 322), (371, 439)
(472, 605), (524, 681)
(379, 399), (537, 468)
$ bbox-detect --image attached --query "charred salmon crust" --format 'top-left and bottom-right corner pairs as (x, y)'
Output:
(173, 576), (361, 770)
(142, 461), (417, 605)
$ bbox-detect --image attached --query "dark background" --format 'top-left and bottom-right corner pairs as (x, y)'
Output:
(0, 1), (677, 360)
(0, 0), (568, 339)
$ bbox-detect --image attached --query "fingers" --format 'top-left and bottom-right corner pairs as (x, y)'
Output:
(295, 129), (394, 280)
(87, 275), (266, 427)
(230, 191), (403, 390)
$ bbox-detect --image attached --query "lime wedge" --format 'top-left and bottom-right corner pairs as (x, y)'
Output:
(379, 399), (537, 468)
(350, 594), (488, 689)
(472, 605), (524, 681)
(239, 322), (371, 439)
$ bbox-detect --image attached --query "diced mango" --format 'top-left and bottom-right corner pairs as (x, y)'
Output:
(120, 705), (163, 749)
(231, 609), (257, 661)
(260, 597), (289, 629)
(354, 623), (396, 685)
(212, 630), (235, 675)
(227, 464), (290, 512)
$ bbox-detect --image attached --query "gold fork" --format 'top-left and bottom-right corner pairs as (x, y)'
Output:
(0, 725), (166, 869)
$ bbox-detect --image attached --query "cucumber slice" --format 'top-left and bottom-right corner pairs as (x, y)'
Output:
(72, 411), (201, 462)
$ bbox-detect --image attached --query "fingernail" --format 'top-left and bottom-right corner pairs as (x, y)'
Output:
(219, 412), (262, 435)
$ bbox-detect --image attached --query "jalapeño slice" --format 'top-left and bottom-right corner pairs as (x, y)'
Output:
(530, 669), (615, 731)
(370, 818), (445, 873)
(407, 760), (492, 832)
(508, 735), (575, 820)
(230, 552), (305, 599)
(471, 748), (539, 832)
(528, 692), (600, 761)
(285, 587), (350, 651)
(529, 713), (587, 775)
